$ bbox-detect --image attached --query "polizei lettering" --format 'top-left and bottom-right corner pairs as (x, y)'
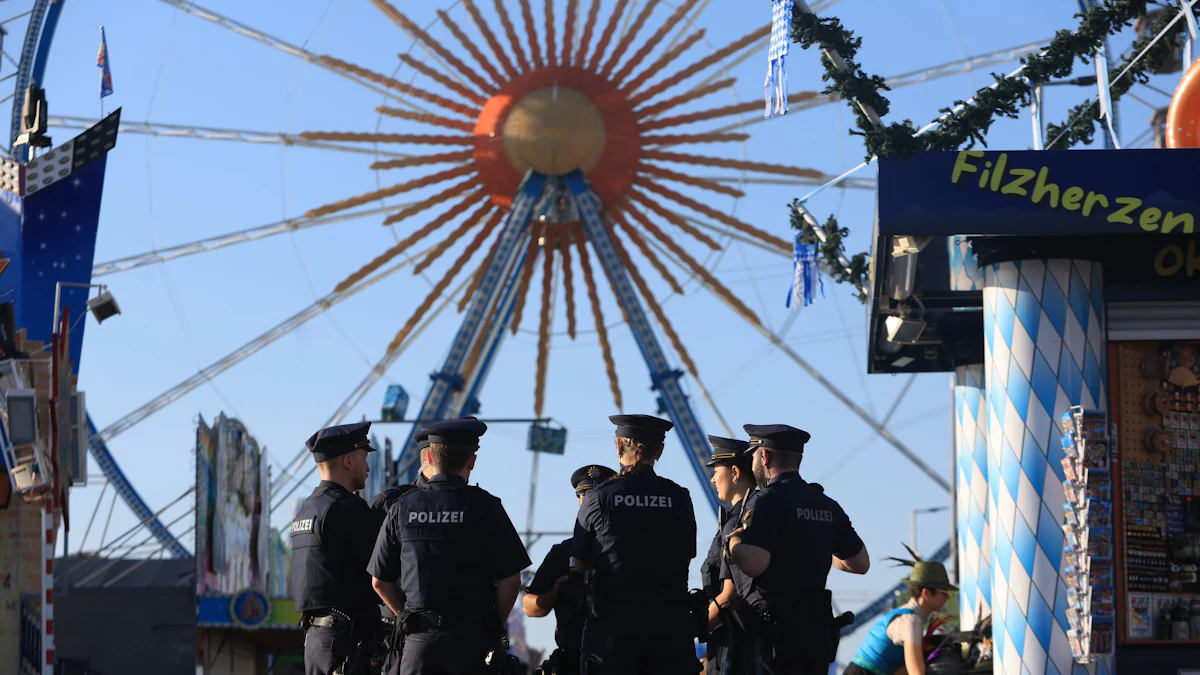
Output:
(291, 518), (314, 534)
(796, 508), (834, 522)
(408, 511), (467, 524)
(613, 494), (674, 508)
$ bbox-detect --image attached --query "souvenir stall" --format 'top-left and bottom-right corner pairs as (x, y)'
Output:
(865, 147), (1200, 675)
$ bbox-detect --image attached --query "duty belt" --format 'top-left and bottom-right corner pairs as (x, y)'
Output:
(402, 609), (488, 632)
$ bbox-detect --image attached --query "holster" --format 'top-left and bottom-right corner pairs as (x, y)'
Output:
(724, 593), (758, 638)
(689, 589), (711, 643)
(760, 590), (841, 668)
(583, 570), (607, 620)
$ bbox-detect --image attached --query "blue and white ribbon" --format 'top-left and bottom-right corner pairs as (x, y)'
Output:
(1093, 42), (1120, 149)
(785, 236), (822, 309)
(765, 0), (794, 119)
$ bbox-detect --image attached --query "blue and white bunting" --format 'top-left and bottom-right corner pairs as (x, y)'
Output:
(765, 0), (795, 119)
(785, 235), (822, 309)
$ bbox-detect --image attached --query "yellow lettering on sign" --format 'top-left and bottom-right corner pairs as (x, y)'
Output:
(1108, 198), (1142, 225)
(1156, 245), (1183, 276)
(1139, 208), (1162, 232)
(1061, 187), (1085, 211)
(1163, 211), (1195, 235)
(951, 150), (985, 184)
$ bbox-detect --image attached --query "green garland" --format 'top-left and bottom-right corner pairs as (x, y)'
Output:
(784, 0), (1194, 301)
(789, 207), (871, 303)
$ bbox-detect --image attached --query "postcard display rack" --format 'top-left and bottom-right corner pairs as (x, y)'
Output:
(1116, 342), (1200, 645)
(1060, 407), (1116, 661)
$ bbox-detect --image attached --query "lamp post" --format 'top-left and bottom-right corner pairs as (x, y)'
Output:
(52, 281), (120, 337)
(911, 505), (950, 558)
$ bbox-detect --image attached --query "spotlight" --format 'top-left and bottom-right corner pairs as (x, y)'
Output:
(885, 315), (926, 344)
(86, 289), (121, 324)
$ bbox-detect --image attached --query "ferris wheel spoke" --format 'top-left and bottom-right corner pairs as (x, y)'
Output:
(395, 54), (488, 107)
(413, 201), (498, 275)
(638, 163), (744, 199)
(643, 133), (749, 146)
(437, 9), (506, 89)
(368, 0), (495, 94)
(636, 77), (735, 120)
(622, 28), (704, 95)
(676, 214), (792, 258)
(381, 177), (482, 226)
(599, 0), (659, 79)
(556, 229), (579, 338)
(644, 150), (825, 180)
(458, 222), (507, 312)
(317, 55), (479, 118)
(635, 178), (792, 252)
(304, 164), (474, 219)
(612, 1), (692, 86)
(561, 0), (579, 66)
(627, 189), (720, 250)
(517, 0), (543, 68)
(46, 115), (419, 158)
(629, 25), (769, 107)
(460, 0), (518, 79)
(300, 130), (474, 146)
(572, 226), (623, 409)
(641, 92), (817, 131)
(92, 202), (416, 278)
(702, 175), (877, 191)
(375, 105), (475, 132)
(370, 149), (475, 171)
(576, 0), (604, 67)
(507, 228), (543, 338)
(543, 0), (559, 67)
(92, 247), (419, 446)
(149, 0), (429, 113)
(612, 212), (684, 294)
(588, 0), (632, 72)
(493, 0), (532, 72)
(533, 234), (556, 416)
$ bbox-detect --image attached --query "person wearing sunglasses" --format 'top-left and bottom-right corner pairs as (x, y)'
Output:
(845, 560), (957, 675)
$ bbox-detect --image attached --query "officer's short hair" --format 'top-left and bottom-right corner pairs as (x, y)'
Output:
(428, 441), (475, 472)
(729, 452), (755, 480)
(617, 436), (663, 462)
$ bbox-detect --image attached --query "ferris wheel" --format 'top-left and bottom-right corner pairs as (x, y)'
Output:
(31, 0), (1061, 634)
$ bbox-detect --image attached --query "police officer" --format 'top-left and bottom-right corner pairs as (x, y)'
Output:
(291, 421), (387, 675)
(724, 424), (871, 675)
(523, 464), (618, 675)
(368, 431), (433, 515)
(572, 414), (699, 674)
(701, 436), (756, 675)
(368, 418), (531, 675)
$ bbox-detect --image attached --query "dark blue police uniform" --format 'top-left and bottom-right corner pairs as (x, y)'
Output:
(291, 422), (387, 675)
(368, 431), (431, 515)
(571, 415), (700, 675)
(701, 436), (753, 675)
(725, 425), (865, 675)
(367, 419), (531, 675)
(526, 465), (617, 675)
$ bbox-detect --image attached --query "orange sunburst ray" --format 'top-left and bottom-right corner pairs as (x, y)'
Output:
(301, 131), (474, 146)
(556, 225), (578, 338)
(396, 54), (488, 107)
(437, 10), (506, 88)
(561, 0), (579, 66)
(413, 201), (498, 275)
(493, 0), (532, 72)
(636, 78), (735, 119)
(318, 55), (479, 118)
(370, 150), (475, 171)
(385, 205), (504, 354)
(612, 210), (684, 294)
(382, 178), (482, 226)
(333, 190), (487, 293)
(611, 1), (692, 86)
(643, 133), (749, 146)
(627, 190), (720, 250)
(462, 0), (519, 79)
(510, 223), (544, 334)
(588, 0), (631, 72)
(635, 178), (792, 252)
(644, 150), (825, 179)
(622, 28), (704, 95)
(573, 226), (622, 410)
(629, 26), (770, 107)
(544, 0), (558, 67)
(534, 231), (556, 416)
(305, 164), (476, 219)
(519, 0), (543, 68)
(641, 92), (818, 131)
(368, 0), (497, 94)
(576, 0), (604, 67)
(376, 106), (475, 132)
(638, 164), (745, 198)
(599, 0), (660, 78)
(623, 202), (761, 327)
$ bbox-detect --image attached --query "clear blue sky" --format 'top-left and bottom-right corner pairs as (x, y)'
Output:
(31, 0), (1166, 661)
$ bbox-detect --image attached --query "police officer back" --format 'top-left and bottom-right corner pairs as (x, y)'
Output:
(368, 418), (531, 675)
(572, 414), (700, 674)
(367, 430), (432, 515)
(701, 436), (756, 675)
(291, 421), (387, 675)
(523, 464), (617, 675)
(724, 424), (870, 675)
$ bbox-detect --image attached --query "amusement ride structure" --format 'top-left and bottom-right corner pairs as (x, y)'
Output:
(0, 0), (1090, 642)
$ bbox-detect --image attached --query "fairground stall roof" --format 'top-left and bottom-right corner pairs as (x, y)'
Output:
(868, 148), (1200, 374)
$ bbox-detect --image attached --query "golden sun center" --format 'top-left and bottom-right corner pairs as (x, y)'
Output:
(501, 87), (607, 177)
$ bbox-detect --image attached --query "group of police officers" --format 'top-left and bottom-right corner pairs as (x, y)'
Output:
(291, 413), (872, 675)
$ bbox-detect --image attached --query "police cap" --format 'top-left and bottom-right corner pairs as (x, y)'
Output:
(705, 435), (752, 466)
(571, 464), (617, 493)
(416, 429), (431, 450)
(609, 414), (673, 444)
(305, 421), (377, 462)
(421, 418), (488, 448)
(744, 424), (810, 454)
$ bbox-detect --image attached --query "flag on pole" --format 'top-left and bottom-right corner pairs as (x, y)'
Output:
(97, 27), (113, 98)
(765, 0), (795, 119)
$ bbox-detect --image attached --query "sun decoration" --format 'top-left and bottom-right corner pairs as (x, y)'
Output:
(299, 0), (828, 416)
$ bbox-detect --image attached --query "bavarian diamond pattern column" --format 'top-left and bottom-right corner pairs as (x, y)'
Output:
(949, 236), (985, 291)
(983, 260), (1108, 675)
(955, 364), (991, 630)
